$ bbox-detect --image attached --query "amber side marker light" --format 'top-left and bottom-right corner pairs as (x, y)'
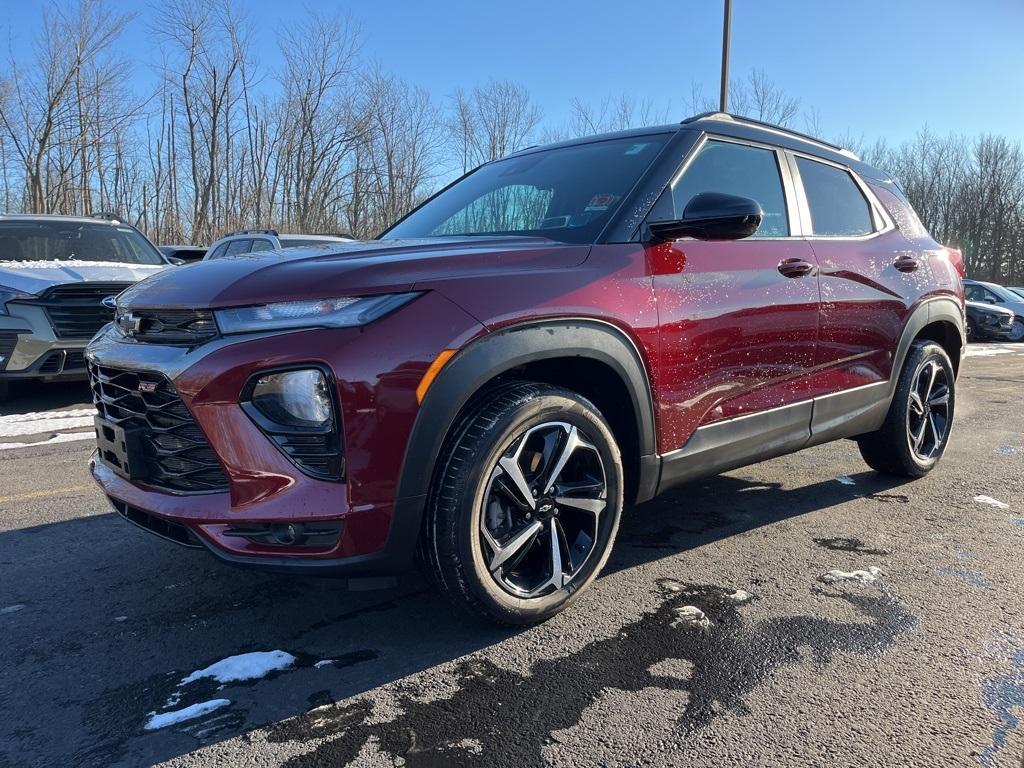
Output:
(416, 349), (457, 404)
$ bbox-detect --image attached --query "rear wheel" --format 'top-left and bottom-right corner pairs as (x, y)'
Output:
(1008, 318), (1024, 342)
(964, 318), (976, 341)
(426, 383), (623, 625)
(857, 341), (955, 477)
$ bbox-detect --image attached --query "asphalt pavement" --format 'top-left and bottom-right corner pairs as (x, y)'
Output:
(1, 345), (1023, 768)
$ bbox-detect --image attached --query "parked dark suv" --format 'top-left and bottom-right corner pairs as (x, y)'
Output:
(87, 113), (964, 624)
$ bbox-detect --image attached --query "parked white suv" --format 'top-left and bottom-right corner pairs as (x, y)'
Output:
(203, 230), (352, 260)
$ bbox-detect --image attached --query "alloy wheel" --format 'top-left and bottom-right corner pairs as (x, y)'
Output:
(1009, 319), (1024, 342)
(907, 359), (951, 461)
(480, 421), (607, 598)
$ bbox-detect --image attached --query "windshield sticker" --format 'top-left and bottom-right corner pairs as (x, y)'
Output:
(585, 194), (619, 212)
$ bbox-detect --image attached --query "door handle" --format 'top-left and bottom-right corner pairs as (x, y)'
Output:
(894, 255), (919, 273)
(777, 258), (815, 278)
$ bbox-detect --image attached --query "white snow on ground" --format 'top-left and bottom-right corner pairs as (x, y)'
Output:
(727, 590), (751, 602)
(314, 660), (334, 668)
(180, 650), (296, 685)
(974, 495), (1010, 509)
(0, 432), (94, 451)
(0, 408), (95, 425)
(821, 566), (882, 584)
(835, 475), (856, 485)
(672, 606), (711, 629)
(144, 699), (230, 730)
(963, 346), (1014, 358)
(1, 604), (26, 614)
(0, 414), (95, 438)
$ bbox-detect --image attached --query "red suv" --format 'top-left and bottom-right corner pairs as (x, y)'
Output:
(87, 113), (964, 624)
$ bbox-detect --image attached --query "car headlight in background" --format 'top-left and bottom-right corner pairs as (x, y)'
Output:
(241, 367), (345, 481)
(215, 293), (419, 335)
(0, 286), (36, 316)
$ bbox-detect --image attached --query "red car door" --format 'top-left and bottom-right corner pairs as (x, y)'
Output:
(649, 138), (820, 463)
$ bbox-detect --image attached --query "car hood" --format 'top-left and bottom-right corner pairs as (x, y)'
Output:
(0, 260), (164, 295)
(117, 237), (590, 309)
(966, 300), (1015, 317)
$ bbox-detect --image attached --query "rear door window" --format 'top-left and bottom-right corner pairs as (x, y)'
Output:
(225, 238), (253, 256)
(796, 157), (874, 236)
(249, 239), (274, 252)
(672, 140), (789, 237)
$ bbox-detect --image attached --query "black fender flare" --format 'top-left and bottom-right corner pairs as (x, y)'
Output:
(890, 296), (965, 392)
(395, 319), (658, 513)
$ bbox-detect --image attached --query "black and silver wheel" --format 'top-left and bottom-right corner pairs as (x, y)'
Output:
(857, 340), (955, 477)
(426, 383), (623, 625)
(1008, 317), (1024, 342)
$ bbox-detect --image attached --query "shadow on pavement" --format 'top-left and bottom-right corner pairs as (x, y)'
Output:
(0, 468), (912, 767)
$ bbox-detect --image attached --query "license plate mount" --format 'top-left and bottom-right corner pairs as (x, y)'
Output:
(94, 416), (146, 482)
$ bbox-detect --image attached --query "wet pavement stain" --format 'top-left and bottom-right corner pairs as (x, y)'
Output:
(979, 648), (1024, 768)
(68, 648), (379, 766)
(267, 581), (916, 768)
(935, 566), (992, 590)
(814, 537), (891, 556)
(865, 493), (910, 504)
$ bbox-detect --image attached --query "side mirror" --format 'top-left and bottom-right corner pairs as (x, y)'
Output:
(648, 192), (763, 242)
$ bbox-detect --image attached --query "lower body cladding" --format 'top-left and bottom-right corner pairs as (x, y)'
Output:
(84, 291), (482, 576)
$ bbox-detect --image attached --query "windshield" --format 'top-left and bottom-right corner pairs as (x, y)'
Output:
(382, 135), (670, 244)
(0, 221), (164, 265)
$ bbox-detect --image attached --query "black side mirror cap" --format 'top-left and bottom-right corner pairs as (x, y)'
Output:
(647, 192), (763, 242)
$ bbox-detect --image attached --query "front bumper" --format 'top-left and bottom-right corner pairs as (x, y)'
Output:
(86, 291), (482, 574)
(1, 310), (90, 380)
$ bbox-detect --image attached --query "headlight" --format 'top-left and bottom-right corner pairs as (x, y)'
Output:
(215, 293), (418, 335)
(0, 286), (35, 316)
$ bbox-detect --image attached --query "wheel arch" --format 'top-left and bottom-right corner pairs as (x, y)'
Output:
(395, 319), (659, 511)
(904, 297), (965, 379)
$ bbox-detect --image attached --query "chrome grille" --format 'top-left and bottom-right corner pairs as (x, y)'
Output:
(89, 362), (228, 493)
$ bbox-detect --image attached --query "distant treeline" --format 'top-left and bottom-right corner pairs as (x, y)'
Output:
(1, 0), (1021, 283)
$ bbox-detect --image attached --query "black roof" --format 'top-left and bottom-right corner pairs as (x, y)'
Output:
(507, 112), (890, 183)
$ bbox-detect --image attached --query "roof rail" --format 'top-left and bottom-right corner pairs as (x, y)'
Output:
(226, 228), (279, 237)
(89, 211), (124, 223)
(681, 112), (859, 161)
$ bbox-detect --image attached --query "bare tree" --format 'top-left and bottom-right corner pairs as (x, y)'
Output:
(449, 80), (541, 172)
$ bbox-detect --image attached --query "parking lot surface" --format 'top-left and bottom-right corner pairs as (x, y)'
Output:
(2, 345), (1023, 768)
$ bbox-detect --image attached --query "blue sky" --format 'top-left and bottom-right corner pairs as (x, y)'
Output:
(5, 0), (1024, 146)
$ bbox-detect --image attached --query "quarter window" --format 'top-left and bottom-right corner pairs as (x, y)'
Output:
(225, 238), (253, 256)
(672, 140), (789, 237)
(796, 157), (874, 236)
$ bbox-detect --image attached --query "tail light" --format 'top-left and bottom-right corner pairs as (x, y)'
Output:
(946, 247), (965, 278)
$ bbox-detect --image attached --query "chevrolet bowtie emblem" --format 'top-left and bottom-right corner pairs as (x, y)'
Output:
(116, 311), (142, 337)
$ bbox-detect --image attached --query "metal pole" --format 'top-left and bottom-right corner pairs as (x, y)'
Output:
(720, 0), (732, 113)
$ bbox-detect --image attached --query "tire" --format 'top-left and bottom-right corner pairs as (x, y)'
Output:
(425, 382), (623, 625)
(964, 319), (976, 342)
(857, 341), (955, 477)
(1008, 318), (1024, 342)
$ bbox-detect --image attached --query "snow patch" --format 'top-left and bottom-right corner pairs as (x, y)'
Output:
(0, 259), (162, 269)
(963, 346), (1014, 357)
(0, 432), (95, 451)
(1, 604), (26, 614)
(144, 699), (230, 730)
(314, 659), (334, 668)
(727, 590), (751, 602)
(974, 495), (1010, 509)
(113, 616), (127, 622)
(0, 410), (95, 438)
(821, 566), (882, 584)
(835, 475), (856, 485)
(180, 650), (296, 685)
(672, 605), (711, 630)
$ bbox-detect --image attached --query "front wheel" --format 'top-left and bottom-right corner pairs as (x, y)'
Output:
(425, 383), (623, 625)
(1008, 318), (1024, 342)
(857, 341), (955, 477)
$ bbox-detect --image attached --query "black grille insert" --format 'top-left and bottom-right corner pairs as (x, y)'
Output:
(131, 308), (220, 346)
(32, 282), (132, 339)
(90, 363), (228, 493)
(0, 333), (19, 370)
(108, 496), (202, 548)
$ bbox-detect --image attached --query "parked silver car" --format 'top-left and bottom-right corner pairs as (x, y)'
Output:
(0, 214), (164, 399)
(963, 279), (1024, 341)
(202, 229), (352, 260)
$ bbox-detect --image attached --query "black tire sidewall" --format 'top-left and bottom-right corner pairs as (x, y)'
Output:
(450, 390), (622, 623)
